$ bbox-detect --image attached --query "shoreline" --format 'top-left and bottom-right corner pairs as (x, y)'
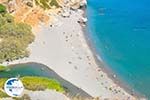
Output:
(83, 24), (144, 99)
(2, 6), (141, 100)
(81, 6), (143, 99)
(5, 62), (92, 98)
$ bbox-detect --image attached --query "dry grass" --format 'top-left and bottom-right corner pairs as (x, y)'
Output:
(2, 0), (62, 28)
(0, 0), (7, 3)
(14, 5), (31, 22)
(24, 7), (49, 26)
(14, 4), (49, 27)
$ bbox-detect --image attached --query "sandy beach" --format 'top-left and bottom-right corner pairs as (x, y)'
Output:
(2, 8), (137, 99)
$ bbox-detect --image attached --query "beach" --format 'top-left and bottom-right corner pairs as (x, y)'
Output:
(2, 7), (137, 99)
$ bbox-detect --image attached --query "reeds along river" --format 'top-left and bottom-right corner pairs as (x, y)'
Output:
(86, 0), (150, 99)
(0, 63), (91, 98)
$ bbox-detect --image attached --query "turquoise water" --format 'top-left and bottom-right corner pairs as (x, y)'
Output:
(0, 63), (91, 97)
(87, 0), (150, 99)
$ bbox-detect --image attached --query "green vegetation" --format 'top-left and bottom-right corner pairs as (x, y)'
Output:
(0, 76), (64, 98)
(0, 13), (35, 63)
(35, 0), (59, 9)
(0, 90), (9, 98)
(0, 78), (7, 88)
(0, 65), (8, 72)
(21, 76), (64, 92)
(0, 78), (9, 98)
(0, 4), (6, 13)
(50, 0), (59, 7)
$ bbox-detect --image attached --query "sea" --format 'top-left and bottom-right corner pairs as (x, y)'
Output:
(86, 0), (150, 99)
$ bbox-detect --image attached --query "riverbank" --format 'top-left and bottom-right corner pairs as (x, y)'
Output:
(0, 62), (92, 98)
(2, 6), (137, 100)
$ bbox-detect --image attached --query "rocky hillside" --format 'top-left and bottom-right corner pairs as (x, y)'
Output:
(0, 0), (86, 27)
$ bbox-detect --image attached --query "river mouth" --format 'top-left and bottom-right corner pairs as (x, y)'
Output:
(0, 62), (91, 98)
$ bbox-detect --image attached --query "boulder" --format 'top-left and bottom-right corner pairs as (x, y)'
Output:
(80, 0), (87, 7)
(61, 7), (71, 17)
(8, 0), (17, 13)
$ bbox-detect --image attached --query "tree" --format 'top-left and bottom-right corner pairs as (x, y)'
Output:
(0, 4), (6, 13)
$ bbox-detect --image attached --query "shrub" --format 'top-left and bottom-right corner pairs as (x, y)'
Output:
(0, 77), (64, 98)
(50, 0), (59, 8)
(0, 78), (7, 88)
(0, 90), (9, 98)
(0, 4), (6, 13)
(21, 76), (64, 92)
(0, 65), (8, 72)
(0, 13), (34, 62)
(3, 13), (14, 23)
(35, 0), (59, 9)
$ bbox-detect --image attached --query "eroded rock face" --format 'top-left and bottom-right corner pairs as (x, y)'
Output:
(61, 7), (71, 17)
(59, 0), (87, 17)
(22, 0), (33, 7)
(59, 0), (87, 18)
(8, 0), (17, 13)
(80, 0), (87, 7)
(64, 0), (87, 10)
